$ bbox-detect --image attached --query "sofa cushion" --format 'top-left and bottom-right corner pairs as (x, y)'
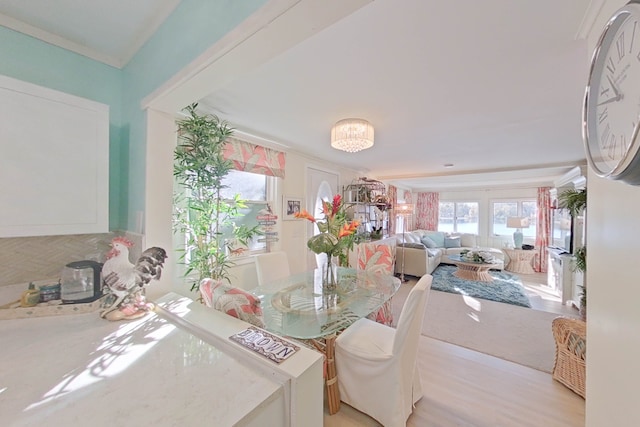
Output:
(404, 233), (421, 243)
(459, 233), (477, 247)
(427, 248), (443, 258)
(420, 235), (437, 248)
(424, 231), (445, 247)
(399, 242), (426, 250)
(444, 236), (461, 248)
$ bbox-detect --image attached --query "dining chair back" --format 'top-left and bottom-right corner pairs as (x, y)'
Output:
(255, 251), (291, 287)
(357, 241), (396, 326)
(335, 274), (432, 427)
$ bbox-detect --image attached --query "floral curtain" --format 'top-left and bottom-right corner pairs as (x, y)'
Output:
(387, 185), (397, 234)
(534, 187), (551, 272)
(223, 137), (286, 178)
(416, 192), (439, 230)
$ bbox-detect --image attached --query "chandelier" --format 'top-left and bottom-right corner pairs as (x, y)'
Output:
(330, 118), (374, 153)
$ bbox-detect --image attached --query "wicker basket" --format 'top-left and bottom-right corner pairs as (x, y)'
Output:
(551, 317), (586, 398)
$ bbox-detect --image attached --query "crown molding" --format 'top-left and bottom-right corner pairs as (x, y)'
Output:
(0, 12), (121, 68)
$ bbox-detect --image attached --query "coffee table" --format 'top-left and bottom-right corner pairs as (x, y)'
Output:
(447, 255), (499, 282)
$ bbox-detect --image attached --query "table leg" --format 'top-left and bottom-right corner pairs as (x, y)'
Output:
(454, 265), (494, 282)
(310, 334), (341, 415)
(325, 334), (341, 414)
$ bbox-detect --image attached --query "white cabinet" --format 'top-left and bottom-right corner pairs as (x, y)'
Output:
(547, 248), (575, 305)
(0, 74), (109, 237)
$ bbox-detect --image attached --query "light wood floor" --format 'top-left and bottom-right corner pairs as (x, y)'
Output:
(324, 337), (584, 426)
(323, 271), (585, 426)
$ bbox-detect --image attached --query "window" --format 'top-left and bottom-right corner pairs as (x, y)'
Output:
(438, 202), (479, 234)
(492, 200), (537, 238)
(219, 170), (275, 254)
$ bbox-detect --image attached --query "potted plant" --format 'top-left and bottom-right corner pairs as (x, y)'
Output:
(173, 104), (261, 292)
(557, 188), (586, 218)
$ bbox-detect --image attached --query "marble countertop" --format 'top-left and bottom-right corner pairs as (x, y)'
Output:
(0, 301), (287, 426)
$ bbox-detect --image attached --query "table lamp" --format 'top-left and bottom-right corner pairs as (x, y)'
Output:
(506, 217), (530, 249)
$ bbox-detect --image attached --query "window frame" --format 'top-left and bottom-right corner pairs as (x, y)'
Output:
(437, 200), (480, 234)
(219, 171), (277, 259)
(490, 198), (537, 238)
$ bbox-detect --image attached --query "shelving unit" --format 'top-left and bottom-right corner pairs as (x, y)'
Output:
(342, 177), (391, 238)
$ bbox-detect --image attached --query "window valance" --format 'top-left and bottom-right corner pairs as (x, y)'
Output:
(224, 137), (286, 178)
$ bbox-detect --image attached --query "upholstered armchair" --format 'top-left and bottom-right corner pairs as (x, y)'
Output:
(356, 241), (396, 326)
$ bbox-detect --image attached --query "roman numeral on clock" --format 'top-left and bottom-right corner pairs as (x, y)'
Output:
(598, 107), (608, 124)
(607, 57), (616, 73)
(617, 32), (626, 60)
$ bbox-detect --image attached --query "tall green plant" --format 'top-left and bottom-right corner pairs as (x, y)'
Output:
(173, 104), (260, 292)
(557, 188), (586, 218)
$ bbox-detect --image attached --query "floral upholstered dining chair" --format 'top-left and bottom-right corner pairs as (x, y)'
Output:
(357, 242), (396, 326)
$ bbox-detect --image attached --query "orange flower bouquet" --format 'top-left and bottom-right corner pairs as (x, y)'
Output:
(295, 194), (360, 290)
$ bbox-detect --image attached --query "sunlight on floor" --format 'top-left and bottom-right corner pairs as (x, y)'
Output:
(462, 295), (482, 312)
(462, 295), (483, 321)
(518, 272), (579, 316)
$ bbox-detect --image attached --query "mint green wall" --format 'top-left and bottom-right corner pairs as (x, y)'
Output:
(0, 25), (124, 229)
(0, 0), (267, 231)
(121, 0), (268, 231)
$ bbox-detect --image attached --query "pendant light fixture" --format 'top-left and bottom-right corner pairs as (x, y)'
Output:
(330, 118), (374, 153)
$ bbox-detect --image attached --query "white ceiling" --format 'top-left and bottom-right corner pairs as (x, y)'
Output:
(0, 0), (601, 190)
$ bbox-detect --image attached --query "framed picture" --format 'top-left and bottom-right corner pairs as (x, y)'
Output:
(283, 196), (303, 220)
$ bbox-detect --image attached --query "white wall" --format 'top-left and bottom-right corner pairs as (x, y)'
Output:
(585, 1), (640, 425)
(586, 173), (640, 426)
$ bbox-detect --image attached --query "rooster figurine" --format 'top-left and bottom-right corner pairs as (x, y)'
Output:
(100, 237), (167, 321)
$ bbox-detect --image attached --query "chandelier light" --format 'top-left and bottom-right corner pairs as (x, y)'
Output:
(330, 118), (374, 153)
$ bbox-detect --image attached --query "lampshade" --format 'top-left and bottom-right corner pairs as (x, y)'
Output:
(506, 217), (530, 229)
(330, 118), (374, 153)
(395, 203), (413, 215)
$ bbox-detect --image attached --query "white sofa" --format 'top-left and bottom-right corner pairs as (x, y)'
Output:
(394, 230), (505, 277)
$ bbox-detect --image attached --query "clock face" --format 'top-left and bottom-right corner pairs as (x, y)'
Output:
(584, 4), (640, 181)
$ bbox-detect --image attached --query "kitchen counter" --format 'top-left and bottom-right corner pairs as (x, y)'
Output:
(0, 292), (323, 426)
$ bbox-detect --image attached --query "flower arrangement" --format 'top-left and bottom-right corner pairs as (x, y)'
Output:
(460, 249), (496, 264)
(294, 194), (360, 257)
(294, 194), (360, 289)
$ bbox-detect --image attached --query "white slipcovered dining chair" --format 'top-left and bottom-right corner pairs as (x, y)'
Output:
(255, 251), (291, 287)
(335, 274), (433, 427)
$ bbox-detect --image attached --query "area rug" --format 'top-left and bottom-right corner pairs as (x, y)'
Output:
(431, 265), (532, 308)
(391, 282), (562, 373)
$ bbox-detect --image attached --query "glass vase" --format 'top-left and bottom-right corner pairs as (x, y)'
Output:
(322, 253), (338, 292)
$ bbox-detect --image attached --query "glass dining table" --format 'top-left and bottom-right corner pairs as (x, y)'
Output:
(249, 266), (401, 415)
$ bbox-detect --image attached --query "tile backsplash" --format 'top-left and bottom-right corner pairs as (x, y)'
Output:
(0, 232), (144, 287)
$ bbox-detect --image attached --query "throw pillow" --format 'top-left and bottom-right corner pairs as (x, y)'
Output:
(420, 235), (437, 248)
(199, 278), (265, 328)
(425, 231), (445, 247)
(444, 236), (461, 248)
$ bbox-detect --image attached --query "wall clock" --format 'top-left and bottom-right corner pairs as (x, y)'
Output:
(584, 1), (640, 185)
